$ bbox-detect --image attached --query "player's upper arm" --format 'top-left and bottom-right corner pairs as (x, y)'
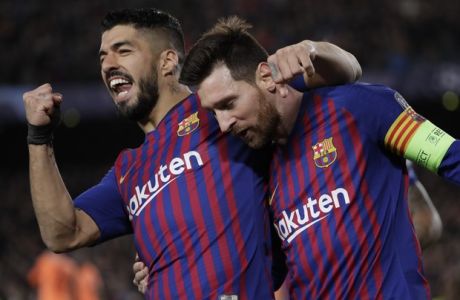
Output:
(338, 83), (459, 184)
(354, 85), (458, 178)
(74, 168), (132, 245)
(382, 96), (456, 175)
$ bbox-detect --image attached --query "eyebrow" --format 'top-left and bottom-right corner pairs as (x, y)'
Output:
(99, 40), (133, 57)
(214, 95), (236, 109)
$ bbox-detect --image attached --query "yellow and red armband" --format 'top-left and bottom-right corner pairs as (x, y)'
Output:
(384, 107), (455, 173)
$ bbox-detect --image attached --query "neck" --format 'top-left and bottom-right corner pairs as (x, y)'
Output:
(138, 81), (192, 134)
(273, 86), (303, 145)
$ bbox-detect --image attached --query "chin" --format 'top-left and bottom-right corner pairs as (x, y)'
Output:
(247, 139), (266, 149)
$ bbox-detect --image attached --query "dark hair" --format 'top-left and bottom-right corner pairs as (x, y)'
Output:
(101, 8), (185, 64)
(179, 16), (268, 87)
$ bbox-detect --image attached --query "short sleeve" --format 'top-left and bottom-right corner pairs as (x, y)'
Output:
(74, 168), (132, 244)
(342, 83), (455, 173)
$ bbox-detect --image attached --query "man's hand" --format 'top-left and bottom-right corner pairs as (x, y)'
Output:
(267, 40), (317, 84)
(133, 255), (149, 294)
(23, 83), (62, 126)
(23, 83), (62, 144)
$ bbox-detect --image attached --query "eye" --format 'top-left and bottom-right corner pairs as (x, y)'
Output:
(118, 48), (132, 55)
(218, 98), (235, 111)
(223, 99), (234, 110)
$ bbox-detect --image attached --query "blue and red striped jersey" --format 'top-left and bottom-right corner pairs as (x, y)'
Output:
(75, 94), (274, 299)
(269, 83), (439, 299)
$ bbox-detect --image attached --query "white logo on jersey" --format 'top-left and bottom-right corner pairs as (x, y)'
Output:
(274, 187), (350, 243)
(126, 151), (204, 219)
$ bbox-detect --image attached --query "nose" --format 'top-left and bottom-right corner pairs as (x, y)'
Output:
(215, 110), (236, 133)
(101, 52), (119, 75)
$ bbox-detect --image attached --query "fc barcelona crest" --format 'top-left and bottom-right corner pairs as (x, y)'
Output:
(312, 137), (337, 168)
(177, 112), (200, 136)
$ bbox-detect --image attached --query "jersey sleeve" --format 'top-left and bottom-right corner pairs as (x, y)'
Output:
(344, 83), (456, 177)
(437, 140), (460, 184)
(74, 168), (132, 244)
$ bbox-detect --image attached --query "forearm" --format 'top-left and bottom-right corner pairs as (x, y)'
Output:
(308, 41), (362, 87)
(29, 144), (92, 252)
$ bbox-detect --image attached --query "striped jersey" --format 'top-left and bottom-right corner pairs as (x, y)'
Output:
(75, 94), (274, 299)
(269, 83), (458, 299)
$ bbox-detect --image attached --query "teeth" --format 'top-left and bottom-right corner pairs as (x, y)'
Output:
(109, 78), (129, 89)
(118, 90), (128, 96)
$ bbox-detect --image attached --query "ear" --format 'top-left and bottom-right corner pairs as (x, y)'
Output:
(257, 62), (276, 92)
(159, 49), (180, 76)
(257, 62), (289, 97)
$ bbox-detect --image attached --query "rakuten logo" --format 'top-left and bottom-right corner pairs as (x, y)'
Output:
(126, 151), (204, 219)
(274, 188), (350, 243)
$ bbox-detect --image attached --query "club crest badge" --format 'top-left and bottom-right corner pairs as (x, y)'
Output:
(177, 112), (200, 136)
(312, 137), (337, 168)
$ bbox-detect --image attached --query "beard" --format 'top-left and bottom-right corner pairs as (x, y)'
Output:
(117, 66), (159, 122)
(237, 88), (281, 149)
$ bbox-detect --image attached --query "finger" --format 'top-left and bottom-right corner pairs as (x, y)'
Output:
(37, 85), (53, 97)
(299, 54), (315, 77)
(267, 56), (282, 83)
(134, 268), (148, 282)
(133, 261), (145, 272)
(292, 45), (315, 77)
(41, 103), (56, 117)
(274, 50), (294, 83)
(52, 93), (63, 104)
(286, 51), (304, 77)
(139, 278), (148, 293)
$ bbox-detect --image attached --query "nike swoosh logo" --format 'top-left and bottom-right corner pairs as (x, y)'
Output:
(119, 163), (136, 184)
(269, 184), (279, 205)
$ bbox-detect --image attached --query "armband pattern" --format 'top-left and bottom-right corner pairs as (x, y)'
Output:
(385, 107), (454, 172)
(384, 107), (425, 156)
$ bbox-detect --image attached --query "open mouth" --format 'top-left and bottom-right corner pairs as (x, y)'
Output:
(107, 75), (133, 101)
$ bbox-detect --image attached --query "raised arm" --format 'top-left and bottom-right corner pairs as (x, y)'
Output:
(267, 40), (362, 88)
(24, 84), (100, 252)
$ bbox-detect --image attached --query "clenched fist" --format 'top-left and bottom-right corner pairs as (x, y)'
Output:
(23, 83), (63, 145)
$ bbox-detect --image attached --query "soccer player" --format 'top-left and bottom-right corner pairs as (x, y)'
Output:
(23, 8), (361, 299)
(178, 16), (460, 299)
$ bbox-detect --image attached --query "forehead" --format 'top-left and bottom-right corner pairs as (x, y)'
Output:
(198, 65), (239, 106)
(100, 25), (147, 49)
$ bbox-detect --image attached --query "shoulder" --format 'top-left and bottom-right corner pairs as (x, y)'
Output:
(311, 82), (395, 101)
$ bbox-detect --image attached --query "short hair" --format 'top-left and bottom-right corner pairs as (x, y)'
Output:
(101, 8), (185, 64)
(179, 16), (268, 87)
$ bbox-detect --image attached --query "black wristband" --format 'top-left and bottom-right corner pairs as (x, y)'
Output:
(27, 123), (55, 145)
(27, 107), (61, 145)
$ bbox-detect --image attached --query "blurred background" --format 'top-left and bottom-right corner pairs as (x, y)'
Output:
(1, 0), (459, 299)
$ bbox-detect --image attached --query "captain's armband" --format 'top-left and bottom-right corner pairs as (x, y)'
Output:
(404, 121), (455, 172)
(385, 107), (455, 173)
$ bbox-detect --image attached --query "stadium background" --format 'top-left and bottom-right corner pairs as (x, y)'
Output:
(1, 0), (459, 298)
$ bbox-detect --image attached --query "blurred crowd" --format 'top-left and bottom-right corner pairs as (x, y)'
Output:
(0, 0), (460, 84)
